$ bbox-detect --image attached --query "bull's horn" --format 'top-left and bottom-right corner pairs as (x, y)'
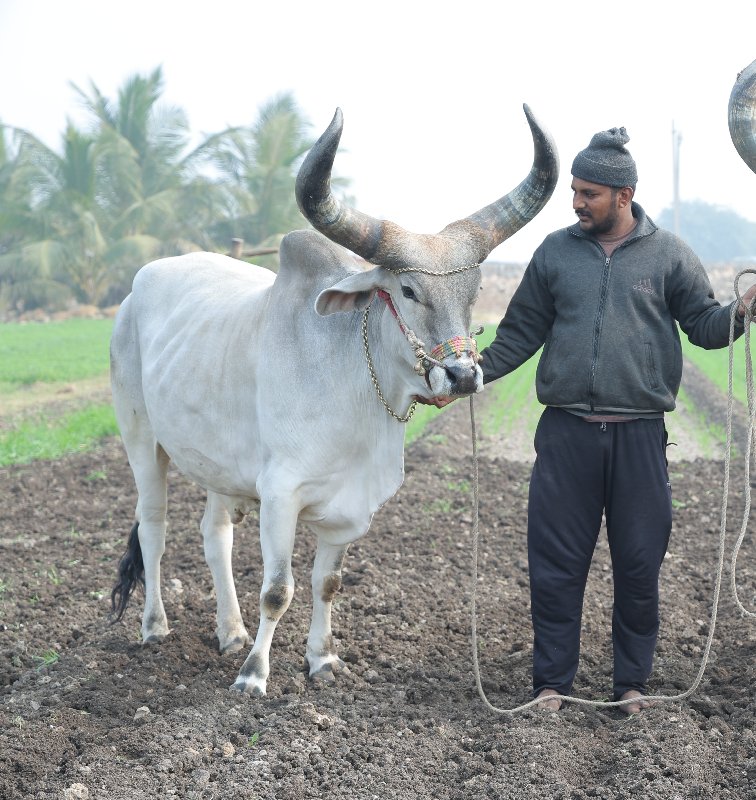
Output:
(295, 108), (385, 260)
(460, 104), (559, 252)
(728, 59), (756, 175)
(296, 105), (559, 264)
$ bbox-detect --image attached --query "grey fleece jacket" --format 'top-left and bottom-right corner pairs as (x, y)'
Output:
(480, 202), (744, 415)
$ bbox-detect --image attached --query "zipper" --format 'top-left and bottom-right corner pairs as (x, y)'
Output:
(588, 252), (611, 411)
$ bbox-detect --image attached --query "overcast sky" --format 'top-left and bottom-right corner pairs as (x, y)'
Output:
(1, 1), (755, 262)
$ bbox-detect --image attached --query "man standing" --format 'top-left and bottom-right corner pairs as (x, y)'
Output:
(479, 128), (755, 713)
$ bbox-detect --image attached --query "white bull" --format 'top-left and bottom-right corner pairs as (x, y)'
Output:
(109, 105), (559, 696)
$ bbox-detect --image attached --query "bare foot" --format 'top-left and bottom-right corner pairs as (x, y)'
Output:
(618, 690), (653, 715)
(535, 688), (563, 711)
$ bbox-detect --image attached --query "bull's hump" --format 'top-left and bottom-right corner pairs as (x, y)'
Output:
(277, 230), (364, 287)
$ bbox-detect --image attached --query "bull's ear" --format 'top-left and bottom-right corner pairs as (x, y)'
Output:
(315, 267), (386, 316)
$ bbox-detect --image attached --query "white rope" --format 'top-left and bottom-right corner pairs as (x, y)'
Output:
(468, 272), (756, 714)
(729, 269), (756, 619)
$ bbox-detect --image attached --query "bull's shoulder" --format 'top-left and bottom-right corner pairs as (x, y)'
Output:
(277, 230), (365, 288)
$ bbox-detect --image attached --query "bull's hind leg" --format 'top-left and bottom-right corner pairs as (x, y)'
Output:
(201, 492), (250, 654)
(231, 495), (298, 696)
(110, 296), (171, 644)
(129, 444), (171, 643)
(306, 539), (350, 681)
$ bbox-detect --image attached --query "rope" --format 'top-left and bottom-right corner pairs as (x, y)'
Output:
(730, 269), (756, 618)
(468, 271), (756, 714)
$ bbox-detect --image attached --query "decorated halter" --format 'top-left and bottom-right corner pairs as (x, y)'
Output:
(361, 261), (483, 422)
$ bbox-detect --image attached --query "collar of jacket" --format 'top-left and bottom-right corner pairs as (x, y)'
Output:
(568, 201), (658, 245)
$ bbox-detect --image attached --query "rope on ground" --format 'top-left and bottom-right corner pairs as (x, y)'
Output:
(468, 269), (756, 715)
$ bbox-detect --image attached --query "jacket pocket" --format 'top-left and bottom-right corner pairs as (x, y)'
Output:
(645, 342), (659, 389)
(539, 337), (553, 384)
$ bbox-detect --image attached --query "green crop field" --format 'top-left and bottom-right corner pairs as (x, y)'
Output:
(0, 318), (118, 466)
(0, 318), (114, 391)
(681, 333), (751, 404)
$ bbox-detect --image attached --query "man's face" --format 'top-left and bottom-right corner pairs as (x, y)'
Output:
(571, 177), (620, 235)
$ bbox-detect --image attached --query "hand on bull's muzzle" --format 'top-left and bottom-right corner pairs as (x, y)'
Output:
(415, 395), (457, 408)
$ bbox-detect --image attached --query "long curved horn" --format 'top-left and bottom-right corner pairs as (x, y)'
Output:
(728, 59), (756, 175)
(296, 105), (559, 265)
(460, 104), (559, 252)
(295, 108), (385, 260)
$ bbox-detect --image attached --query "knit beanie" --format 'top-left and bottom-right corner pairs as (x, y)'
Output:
(571, 127), (638, 188)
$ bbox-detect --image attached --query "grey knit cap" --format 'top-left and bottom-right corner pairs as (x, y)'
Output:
(571, 127), (638, 188)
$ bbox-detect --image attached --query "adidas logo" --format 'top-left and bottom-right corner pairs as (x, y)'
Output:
(633, 278), (654, 295)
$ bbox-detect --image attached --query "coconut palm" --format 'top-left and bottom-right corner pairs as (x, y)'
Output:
(0, 121), (166, 308)
(203, 92), (319, 263)
(0, 71), (351, 310)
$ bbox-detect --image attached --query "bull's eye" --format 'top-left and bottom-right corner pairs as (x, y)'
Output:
(401, 284), (418, 301)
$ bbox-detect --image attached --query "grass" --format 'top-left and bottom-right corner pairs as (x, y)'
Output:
(33, 649), (60, 671)
(0, 318), (117, 465)
(0, 318), (114, 391)
(680, 334), (750, 406)
(0, 403), (118, 467)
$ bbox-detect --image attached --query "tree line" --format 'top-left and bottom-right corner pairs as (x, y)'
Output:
(0, 67), (350, 313)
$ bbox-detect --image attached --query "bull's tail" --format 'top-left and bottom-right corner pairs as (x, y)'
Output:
(110, 522), (144, 622)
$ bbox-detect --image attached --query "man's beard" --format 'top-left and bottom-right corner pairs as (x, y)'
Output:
(580, 207), (619, 236)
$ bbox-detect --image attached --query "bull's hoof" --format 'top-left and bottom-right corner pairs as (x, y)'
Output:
(141, 633), (168, 646)
(308, 657), (350, 684)
(220, 635), (249, 656)
(229, 678), (266, 697)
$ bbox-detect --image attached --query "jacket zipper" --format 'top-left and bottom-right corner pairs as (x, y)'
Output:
(588, 252), (611, 411)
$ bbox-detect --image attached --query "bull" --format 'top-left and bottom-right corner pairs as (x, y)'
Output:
(109, 105), (559, 696)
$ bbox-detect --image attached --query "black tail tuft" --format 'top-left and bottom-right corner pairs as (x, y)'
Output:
(109, 521), (144, 623)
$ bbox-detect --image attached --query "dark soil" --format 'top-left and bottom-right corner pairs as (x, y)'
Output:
(1, 381), (756, 799)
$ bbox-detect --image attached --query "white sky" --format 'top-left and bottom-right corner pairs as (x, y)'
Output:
(1, 0), (755, 262)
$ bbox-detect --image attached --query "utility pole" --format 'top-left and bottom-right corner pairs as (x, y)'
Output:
(672, 122), (682, 237)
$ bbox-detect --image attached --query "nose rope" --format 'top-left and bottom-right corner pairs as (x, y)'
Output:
(376, 289), (482, 375)
(376, 289), (444, 375)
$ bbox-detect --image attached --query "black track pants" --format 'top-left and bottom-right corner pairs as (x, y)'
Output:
(527, 407), (672, 700)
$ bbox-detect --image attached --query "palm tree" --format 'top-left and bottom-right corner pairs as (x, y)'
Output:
(203, 92), (318, 265)
(0, 121), (165, 308)
(72, 66), (222, 250)
(0, 71), (352, 311)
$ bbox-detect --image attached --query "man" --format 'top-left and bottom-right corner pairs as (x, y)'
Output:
(475, 128), (754, 713)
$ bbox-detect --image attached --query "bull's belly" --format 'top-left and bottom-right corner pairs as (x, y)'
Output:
(167, 444), (260, 499)
(159, 429), (404, 545)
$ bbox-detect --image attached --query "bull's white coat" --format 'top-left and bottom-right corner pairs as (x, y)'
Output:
(110, 229), (483, 695)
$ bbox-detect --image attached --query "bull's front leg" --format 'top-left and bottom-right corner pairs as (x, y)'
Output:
(231, 497), (297, 696)
(306, 539), (350, 682)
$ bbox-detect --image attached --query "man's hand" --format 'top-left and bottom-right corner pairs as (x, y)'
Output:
(738, 284), (756, 319)
(414, 395), (456, 408)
